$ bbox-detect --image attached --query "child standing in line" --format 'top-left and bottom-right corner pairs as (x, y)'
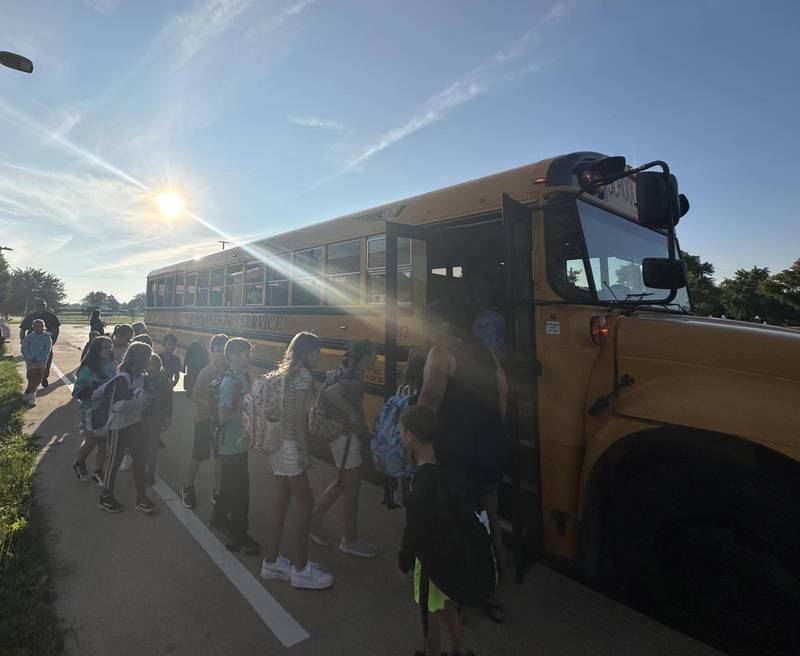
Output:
(98, 342), (154, 514)
(142, 354), (174, 486)
(398, 405), (473, 656)
(21, 319), (52, 407)
(72, 336), (116, 485)
(209, 337), (259, 555)
(159, 333), (182, 388)
(110, 324), (134, 366)
(182, 340), (209, 395)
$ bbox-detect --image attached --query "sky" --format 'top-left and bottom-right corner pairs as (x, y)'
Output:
(0, 0), (798, 304)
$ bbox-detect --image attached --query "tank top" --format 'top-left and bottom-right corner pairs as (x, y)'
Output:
(435, 335), (505, 484)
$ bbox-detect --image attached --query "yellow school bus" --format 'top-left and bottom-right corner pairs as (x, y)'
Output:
(146, 152), (800, 650)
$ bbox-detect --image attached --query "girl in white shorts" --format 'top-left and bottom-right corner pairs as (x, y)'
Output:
(261, 332), (333, 590)
(310, 340), (378, 558)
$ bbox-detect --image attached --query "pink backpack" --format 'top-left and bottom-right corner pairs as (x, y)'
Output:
(243, 371), (285, 454)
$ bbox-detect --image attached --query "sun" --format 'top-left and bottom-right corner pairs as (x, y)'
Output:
(156, 191), (185, 219)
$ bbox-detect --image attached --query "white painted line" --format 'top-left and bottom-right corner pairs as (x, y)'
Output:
(49, 362), (74, 393)
(151, 475), (310, 647)
(33, 434), (62, 469)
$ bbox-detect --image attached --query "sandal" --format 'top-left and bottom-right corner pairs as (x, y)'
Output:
(482, 600), (505, 624)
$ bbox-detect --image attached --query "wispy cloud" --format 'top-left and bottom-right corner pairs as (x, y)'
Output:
(173, 0), (254, 69)
(288, 114), (346, 132)
(339, 1), (569, 173)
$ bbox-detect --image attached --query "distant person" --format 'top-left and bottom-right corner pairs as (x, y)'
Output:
(0, 316), (10, 351)
(182, 334), (228, 508)
(110, 324), (134, 366)
(182, 340), (209, 394)
(397, 405), (473, 656)
(89, 309), (106, 336)
(131, 321), (147, 336)
(209, 337), (259, 555)
(98, 342), (154, 514)
(159, 333), (182, 388)
(132, 334), (153, 347)
(142, 353), (173, 486)
(19, 300), (60, 388)
(21, 319), (53, 407)
(72, 336), (116, 486)
(261, 332), (334, 590)
(310, 340), (378, 558)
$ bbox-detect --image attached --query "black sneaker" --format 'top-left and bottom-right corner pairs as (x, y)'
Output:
(241, 534), (261, 556)
(135, 496), (156, 514)
(72, 461), (89, 482)
(98, 494), (124, 513)
(226, 541), (260, 556)
(181, 484), (196, 509)
(41, 378), (49, 388)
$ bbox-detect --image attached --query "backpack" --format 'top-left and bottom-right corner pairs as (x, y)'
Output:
(370, 390), (415, 478)
(308, 376), (348, 444)
(83, 372), (145, 437)
(209, 370), (247, 447)
(422, 466), (498, 608)
(243, 371), (285, 454)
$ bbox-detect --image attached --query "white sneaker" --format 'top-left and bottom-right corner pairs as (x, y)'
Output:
(290, 561), (334, 590)
(260, 554), (292, 581)
(339, 537), (378, 558)
(119, 453), (132, 472)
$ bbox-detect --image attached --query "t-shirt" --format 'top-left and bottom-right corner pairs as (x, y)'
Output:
(111, 342), (129, 365)
(20, 311), (61, 343)
(282, 368), (313, 441)
(191, 360), (228, 422)
(217, 371), (250, 455)
(159, 351), (182, 386)
(472, 308), (506, 358)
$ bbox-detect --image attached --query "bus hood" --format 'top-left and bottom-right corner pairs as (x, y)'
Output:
(614, 313), (800, 382)
(610, 312), (800, 450)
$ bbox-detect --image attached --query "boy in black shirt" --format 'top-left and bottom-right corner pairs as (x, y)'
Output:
(159, 333), (182, 388)
(398, 405), (472, 656)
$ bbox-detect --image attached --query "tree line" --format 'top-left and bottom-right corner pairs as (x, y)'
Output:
(0, 253), (144, 316)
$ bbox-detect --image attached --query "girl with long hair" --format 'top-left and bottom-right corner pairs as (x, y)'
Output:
(98, 342), (154, 514)
(310, 339), (378, 558)
(261, 332), (334, 589)
(72, 336), (116, 485)
(182, 339), (209, 394)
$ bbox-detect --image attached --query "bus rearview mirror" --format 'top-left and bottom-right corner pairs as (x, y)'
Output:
(642, 258), (688, 290)
(636, 172), (680, 229)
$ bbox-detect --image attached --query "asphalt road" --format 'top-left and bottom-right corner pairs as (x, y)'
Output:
(14, 325), (722, 656)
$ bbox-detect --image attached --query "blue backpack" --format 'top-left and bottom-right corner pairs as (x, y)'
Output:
(371, 389), (415, 478)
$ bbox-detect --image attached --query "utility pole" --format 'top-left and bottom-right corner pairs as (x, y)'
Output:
(218, 240), (230, 250)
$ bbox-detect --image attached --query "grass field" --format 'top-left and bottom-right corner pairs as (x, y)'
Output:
(0, 347), (64, 654)
(7, 314), (143, 326)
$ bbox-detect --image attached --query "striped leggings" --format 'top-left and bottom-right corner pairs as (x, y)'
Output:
(103, 422), (147, 498)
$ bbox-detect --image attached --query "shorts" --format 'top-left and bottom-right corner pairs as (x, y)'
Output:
(268, 439), (307, 477)
(413, 559), (448, 612)
(192, 420), (216, 461)
(329, 433), (362, 470)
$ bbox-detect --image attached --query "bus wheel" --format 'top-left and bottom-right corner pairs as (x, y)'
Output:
(603, 459), (800, 656)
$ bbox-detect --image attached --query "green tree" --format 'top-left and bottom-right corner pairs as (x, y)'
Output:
(0, 253), (11, 315)
(126, 292), (146, 312)
(759, 259), (800, 320)
(81, 291), (111, 309)
(614, 262), (644, 294)
(719, 266), (792, 324)
(8, 268), (67, 314)
(681, 251), (724, 316)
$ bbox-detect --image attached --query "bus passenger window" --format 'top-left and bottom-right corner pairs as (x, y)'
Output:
(174, 275), (184, 307)
(155, 279), (166, 307)
(184, 274), (196, 306)
(326, 239), (361, 306)
(245, 262), (264, 305)
(146, 280), (156, 308)
(225, 264), (243, 307)
(196, 270), (210, 307)
(210, 267), (225, 307)
(266, 253), (290, 306)
(165, 276), (175, 307)
(292, 247), (323, 306)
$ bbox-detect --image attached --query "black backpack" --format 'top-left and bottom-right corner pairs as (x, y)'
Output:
(419, 465), (498, 625)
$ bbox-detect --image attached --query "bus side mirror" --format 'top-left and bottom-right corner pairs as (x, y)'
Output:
(636, 172), (680, 229)
(642, 258), (688, 289)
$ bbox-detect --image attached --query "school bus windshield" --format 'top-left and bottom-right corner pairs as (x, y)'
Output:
(549, 200), (692, 312)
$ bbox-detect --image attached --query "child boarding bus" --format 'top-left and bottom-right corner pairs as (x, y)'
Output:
(146, 152), (800, 651)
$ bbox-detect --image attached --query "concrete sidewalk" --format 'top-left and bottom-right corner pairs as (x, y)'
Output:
(14, 325), (722, 655)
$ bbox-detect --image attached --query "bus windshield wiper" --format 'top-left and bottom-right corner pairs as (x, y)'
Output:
(625, 292), (654, 301)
